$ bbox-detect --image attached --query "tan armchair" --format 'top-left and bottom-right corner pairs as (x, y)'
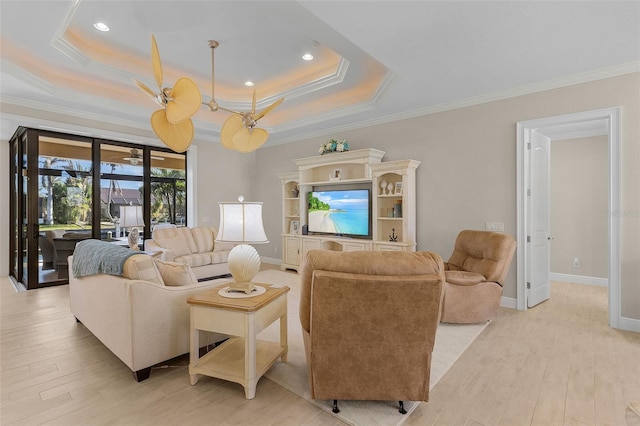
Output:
(300, 249), (445, 414)
(441, 230), (516, 324)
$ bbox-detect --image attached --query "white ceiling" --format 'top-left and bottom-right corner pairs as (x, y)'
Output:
(1, 1), (639, 149)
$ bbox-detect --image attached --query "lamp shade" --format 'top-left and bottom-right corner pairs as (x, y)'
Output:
(216, 198), (268, 244)
(119, 205), (144, 228)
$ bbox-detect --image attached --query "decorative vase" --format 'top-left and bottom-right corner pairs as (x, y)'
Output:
(291, 187), (299, 198)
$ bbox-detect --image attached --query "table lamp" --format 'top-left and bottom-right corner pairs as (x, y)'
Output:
(119, 204), (144, 249)
(216, 196), (269, 294)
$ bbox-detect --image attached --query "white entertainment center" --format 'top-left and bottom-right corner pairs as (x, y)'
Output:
(278, 148), (420, 271)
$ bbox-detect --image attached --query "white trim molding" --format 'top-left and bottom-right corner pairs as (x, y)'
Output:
(619, 317), (640, 333)
(550, 273), (608, 287)
(517, 107), (623, 330)
(500, 296), (517, 310)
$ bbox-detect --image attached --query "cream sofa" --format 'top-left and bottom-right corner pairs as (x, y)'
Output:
(69, 253), (227, 381)
(145, 226), (233, 280)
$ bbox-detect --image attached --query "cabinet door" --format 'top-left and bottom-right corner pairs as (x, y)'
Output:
(373, 242), (406, 252)
(302, 238), (322, 258)
(342, 241), (370, 251)
(284, 237), (300, 266)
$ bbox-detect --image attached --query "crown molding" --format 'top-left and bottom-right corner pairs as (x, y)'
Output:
(375, 61), (640, 128)
(48, 0), (354, 113)
(269, 62), (640, 147)
(3, 61), (637, 148)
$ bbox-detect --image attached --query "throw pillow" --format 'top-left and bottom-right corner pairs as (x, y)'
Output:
(123, 254), (165, 285)
(154, 259), (198, 286)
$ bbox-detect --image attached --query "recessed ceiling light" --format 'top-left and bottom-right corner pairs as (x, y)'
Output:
(93, 22), (110, 32)
(244, 81), (254, 87)
(302, 53), (314, 61)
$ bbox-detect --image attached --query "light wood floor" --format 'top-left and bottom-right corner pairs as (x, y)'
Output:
(1, 273), (638, 426)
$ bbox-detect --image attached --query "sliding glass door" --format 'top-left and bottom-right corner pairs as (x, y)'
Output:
(8, 127), (187, 289)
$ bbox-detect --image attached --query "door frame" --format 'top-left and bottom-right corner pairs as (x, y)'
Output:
(516, 107), (621, 328)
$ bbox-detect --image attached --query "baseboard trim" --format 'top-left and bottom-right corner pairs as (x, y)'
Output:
(500, 296), (517, 309)
(619, 316), (640, 333)
(261, 256), (281, 266)
(550, 273), (608, 287)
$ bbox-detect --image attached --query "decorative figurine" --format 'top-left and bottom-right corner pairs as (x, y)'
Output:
(389, 228), (398, 242)
(128, 227), (140, 250)
(380, 179), (387, 195)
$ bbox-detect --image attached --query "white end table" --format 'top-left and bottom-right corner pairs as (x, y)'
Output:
(187, 283), (289, 399)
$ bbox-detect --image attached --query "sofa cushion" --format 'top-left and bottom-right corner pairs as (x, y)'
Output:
(123, 254), (165, 285)
(214, 241), (236, 252)
(205, 251), (230, 265)
(191, 227), (216, 253)
(174, 253), (211, 268)
(153, 227), (197, 257)
(154, 259), (198, 286)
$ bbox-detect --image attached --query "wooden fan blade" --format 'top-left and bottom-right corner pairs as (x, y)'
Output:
(231, 128), (268, 153)
(165, 78), (202, 123)
(150, 110), (194, 153)
(254, 97), (284, 121)
(151, 35), (163, 89)
(220, 114), (243, 150)
(135, 79), (158, 100)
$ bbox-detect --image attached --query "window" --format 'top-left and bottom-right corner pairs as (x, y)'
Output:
(10, 127), (187, 288)
(150, 149), (186, 227)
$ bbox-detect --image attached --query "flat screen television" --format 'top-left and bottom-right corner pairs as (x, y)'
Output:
(307, 189), (371, 239)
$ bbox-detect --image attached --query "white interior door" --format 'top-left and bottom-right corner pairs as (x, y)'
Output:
(528, 130), (551, 307)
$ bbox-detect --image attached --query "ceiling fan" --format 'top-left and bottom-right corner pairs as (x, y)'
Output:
(121, 148), (165, 166)
(122, 148), (144, 166)
(135, 35), (202, 153)
(136, 35), (284, 154)
(206, 40), (284, 153)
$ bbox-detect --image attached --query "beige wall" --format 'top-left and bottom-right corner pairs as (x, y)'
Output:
(254, 72), (640, 320)
(188, 140), (255, 229)
(550, 136), (608, 277)
(1, 73), (638, 320)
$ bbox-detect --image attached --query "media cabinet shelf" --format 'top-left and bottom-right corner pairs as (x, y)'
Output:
(278, 149), (419, 272)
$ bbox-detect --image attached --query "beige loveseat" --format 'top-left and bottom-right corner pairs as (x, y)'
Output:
(145, 226), (232, 280)
(69, 253), (227, 381)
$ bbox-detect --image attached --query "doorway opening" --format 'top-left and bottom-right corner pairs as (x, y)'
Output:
(516, 107), (621, 329)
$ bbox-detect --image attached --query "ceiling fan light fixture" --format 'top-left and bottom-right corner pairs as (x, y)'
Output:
(124, 157), (140, 166)
(122, 148), (142, 165)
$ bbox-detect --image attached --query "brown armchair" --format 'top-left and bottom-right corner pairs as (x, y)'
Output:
(300, 249), (445, 414)
(441, 230), (516, 324)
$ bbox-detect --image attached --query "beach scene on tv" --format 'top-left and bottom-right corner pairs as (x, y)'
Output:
(308, 189), (369, 236)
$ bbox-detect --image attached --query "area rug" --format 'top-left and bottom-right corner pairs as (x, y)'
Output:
(255, 269), (488, 426)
